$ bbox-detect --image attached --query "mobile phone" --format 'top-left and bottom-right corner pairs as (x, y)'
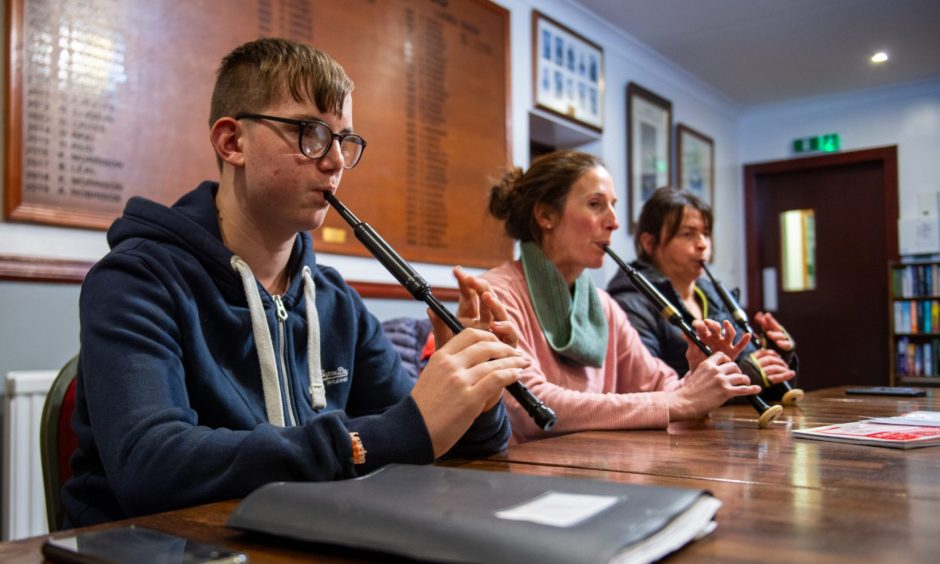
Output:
(845, 386), (927, 397)
(42, 525), (248, 564)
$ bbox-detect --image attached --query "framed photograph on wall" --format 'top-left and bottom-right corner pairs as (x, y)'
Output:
(627, 82), (672, 231)
(532, 11), (604, 131)
(676, 123), (715, 209)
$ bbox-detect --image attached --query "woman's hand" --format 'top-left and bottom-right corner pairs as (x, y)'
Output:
(429, 266), (519, 349)
(426, 266), (524, 415)
(754, 311), (794, 352)
(668, 352), (761, 420)
(684, 319), (751, 370)
(751, 348), (796, 384)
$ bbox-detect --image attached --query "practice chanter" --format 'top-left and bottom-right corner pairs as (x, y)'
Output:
(699, 261), (803, 406)
(325, 192), (557, 431)
(604, 246), (782, 428)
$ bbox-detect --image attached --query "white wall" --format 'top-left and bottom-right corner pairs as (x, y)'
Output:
(735, 78), (940, 303)
(739, 78), (940, 221)
(499, 0), (742, 289)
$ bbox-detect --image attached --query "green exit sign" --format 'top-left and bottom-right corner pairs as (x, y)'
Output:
(792, 133), (840, 154)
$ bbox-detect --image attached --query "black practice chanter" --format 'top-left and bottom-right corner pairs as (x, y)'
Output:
(325, 192), (557, 431)
(604, 247), (782, 428)
(699, 261), (803, 406)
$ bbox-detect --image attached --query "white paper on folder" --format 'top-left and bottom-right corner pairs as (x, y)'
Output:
(495, 491), (623, 527)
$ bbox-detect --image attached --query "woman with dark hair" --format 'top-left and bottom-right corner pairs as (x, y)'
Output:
(481, 151), (762, 443)
(606, 186), (797, 394)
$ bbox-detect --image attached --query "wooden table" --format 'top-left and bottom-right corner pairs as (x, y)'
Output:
(484, 386), (940, 562)
(494, 387), (940, 501)
(2, 387), (937, 562)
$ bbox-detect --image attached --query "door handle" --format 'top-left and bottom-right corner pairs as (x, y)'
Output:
(762, 267), (778, 312)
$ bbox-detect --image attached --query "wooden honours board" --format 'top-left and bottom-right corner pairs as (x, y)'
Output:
(5, 0), (512, 268)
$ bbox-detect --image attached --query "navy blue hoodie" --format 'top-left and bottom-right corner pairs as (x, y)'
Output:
(63, 181), (510, 526)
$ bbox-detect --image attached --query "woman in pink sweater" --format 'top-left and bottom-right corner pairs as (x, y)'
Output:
(483, 151), (762, 443)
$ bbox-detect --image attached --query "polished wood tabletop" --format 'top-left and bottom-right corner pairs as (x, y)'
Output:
(2, 387), (937, 563)
(493, 386), (940, 502)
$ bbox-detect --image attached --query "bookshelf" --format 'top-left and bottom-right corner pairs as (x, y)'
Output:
(890, 260), (940, 386)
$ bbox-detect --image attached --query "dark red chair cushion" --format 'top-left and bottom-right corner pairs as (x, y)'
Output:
(57, 378), (78, 486)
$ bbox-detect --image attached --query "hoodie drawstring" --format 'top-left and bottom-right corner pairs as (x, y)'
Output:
(302, 266), (326, 409)
(230, 256), (325, 426)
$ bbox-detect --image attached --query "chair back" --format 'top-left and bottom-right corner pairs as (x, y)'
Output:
(381, 317), (433, 380)
(40, 354), (79, 532)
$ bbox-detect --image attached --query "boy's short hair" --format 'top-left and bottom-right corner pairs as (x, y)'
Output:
(210, 38), (354, 127)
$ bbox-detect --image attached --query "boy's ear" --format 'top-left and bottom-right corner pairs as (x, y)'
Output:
(209, 117), (245, 167)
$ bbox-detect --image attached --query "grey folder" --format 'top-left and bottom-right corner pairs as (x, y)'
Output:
(227, 463), (720, 564)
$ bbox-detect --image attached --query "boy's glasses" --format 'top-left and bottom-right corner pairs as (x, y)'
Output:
(235, 113), (366, 169)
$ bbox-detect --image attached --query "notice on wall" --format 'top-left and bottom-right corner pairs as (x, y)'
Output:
(6, 0), (512, 268)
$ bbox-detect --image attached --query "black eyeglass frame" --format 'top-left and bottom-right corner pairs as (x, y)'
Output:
(234, 113), (367, 169)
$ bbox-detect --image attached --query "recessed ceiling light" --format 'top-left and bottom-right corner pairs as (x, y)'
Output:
(871, 51), (888, 64)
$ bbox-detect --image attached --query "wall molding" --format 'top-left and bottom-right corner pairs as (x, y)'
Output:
(0, 254), (460, 301)
(0, 255), (94, 284)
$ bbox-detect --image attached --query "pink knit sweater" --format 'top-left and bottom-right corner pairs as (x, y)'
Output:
(482, 261), (682, 443)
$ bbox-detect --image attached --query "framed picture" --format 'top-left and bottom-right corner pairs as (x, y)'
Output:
(676, 123), (715, 209)
(626, 82), (672, 231)
(532, 11), (604, 131)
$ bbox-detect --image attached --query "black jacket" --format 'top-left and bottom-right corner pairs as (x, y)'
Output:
(606, 259), (754, 375)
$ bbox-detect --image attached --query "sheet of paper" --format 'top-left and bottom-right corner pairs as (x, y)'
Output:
(495, 491), (623, 527)
(870, 411), (940, 427)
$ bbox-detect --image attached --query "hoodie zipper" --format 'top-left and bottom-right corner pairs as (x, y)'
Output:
(273, 294), (297, 426)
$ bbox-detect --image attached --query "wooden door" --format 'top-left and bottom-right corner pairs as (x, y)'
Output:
(744, 147), (898, 391)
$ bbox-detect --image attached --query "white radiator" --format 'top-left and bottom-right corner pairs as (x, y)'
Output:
(2, 370), (56, 541)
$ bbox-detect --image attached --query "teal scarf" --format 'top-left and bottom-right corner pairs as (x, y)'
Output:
(520, 242), (608, 367)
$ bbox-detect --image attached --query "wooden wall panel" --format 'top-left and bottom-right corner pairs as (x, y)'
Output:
(4, 0), (513, 268)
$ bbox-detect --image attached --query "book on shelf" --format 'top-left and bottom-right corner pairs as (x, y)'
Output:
(228, 463), (721, 564)
(895, 336), (940, 377)
(792, 411), (940, 449)
(897, 336), (908, 375)
(893, 262), (940, 298)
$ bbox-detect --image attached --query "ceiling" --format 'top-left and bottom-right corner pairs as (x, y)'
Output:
(572, 0), (940, 107)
